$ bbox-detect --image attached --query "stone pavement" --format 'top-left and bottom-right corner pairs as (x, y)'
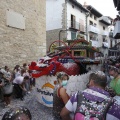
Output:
(0, 88), (54, 120)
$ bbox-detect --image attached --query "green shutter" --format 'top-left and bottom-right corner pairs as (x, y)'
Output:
(71, 32), (76, 40)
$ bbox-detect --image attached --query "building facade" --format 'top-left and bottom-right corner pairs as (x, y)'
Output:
(0, 0), (46, 68)
(84, 4), (113, 56)
(46, 0), (88, 52)
(46, 0), (119, 56)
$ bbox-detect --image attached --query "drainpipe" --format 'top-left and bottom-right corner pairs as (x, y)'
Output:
(85, 12), (89, 41)
(59, 30), (64, 46)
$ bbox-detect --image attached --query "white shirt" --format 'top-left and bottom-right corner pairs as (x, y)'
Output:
(13, 76), (24, 85)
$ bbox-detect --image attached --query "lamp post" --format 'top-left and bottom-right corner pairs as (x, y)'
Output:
(59, 29), (77, 46)
(59, 29), (76, 46)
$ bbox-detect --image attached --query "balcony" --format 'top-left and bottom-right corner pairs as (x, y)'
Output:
(99, 16), (111, 26)
(68, 20), (85, 32)
(102, 31), (109, 36)
(68, 20), (80, 30)
(90, 40), (99, 48)
(88, 25), (99, 34)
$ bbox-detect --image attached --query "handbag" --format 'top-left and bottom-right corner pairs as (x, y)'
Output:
(3, 82), (13, 95)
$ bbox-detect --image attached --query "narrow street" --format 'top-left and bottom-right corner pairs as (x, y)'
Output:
(0, 88), (54, 120)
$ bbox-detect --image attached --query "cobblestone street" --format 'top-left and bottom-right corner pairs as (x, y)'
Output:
(0, 88), (54, 120)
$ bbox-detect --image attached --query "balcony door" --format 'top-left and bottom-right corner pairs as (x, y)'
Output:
(71, 14), (76, 28)
(71, 32), (76, 40)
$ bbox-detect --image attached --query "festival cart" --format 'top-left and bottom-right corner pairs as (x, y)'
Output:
(29, 39), (102, 107)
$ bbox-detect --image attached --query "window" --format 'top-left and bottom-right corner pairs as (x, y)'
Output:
(71, 14), (76, 28)
(74, 50), (86, 57)
(103, 26), (105, 30)
(94, 16), (97, 20)
(71, 32), (76, 40)
(111, 20), (113, 25)
(90, 34), (98, 41)
(90, 13), (92, 18)
(89, 20), (93, 25)
(90, 36), (92, 40)
(94, 23), (97, 27)
(103, 37), (106, 42)
(72, 5), (74, 8)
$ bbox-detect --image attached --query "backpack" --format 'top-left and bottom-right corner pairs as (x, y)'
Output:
(74, 89), (113, 120)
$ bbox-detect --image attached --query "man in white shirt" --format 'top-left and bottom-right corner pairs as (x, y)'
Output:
(13, 76), (24, 85)
(13, 76), (29, 100)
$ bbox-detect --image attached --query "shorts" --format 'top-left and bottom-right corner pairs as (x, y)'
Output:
(4, 93), (12, 97)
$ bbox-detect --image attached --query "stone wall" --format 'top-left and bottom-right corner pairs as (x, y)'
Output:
(0, 0), (46, 68)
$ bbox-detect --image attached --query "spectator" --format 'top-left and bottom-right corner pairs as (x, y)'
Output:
(53, 72), (70, 120)
(22, 63), (28, 72)
(0, 68), (4, 102)
(0, 69), (13, 107)
(60, 71), (115, 120)
(2, 106), (32, 120)
(21, 69), (30, 94)
(4, 66), (12, 81)
(109, 66), (120, 95)
(13, 76), (29, 100)
(13, 65), (21, 79)
(28, 70), (36, 90)
(4, 66), (8, 71)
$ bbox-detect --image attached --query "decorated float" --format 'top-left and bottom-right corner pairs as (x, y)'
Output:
(29, 39), (102, 107)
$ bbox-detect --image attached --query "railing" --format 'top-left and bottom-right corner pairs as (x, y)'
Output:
(88, 25), (99, 34)
(99, 16), (111, 25)
(90, 40), (99, 48)
(68, 20), (85, 32)
(103, 31), (109, 36)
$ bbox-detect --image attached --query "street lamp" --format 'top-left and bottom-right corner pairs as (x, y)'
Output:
(59, 29), (75, 46)
(58, 27), (87, 46)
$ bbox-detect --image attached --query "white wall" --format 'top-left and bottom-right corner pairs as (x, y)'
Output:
(67, 2), (86, 40)
(87, 15), (101, 46)
(87, 14), (111, 49)
(98, 23), (108, 42)
(46, 0), (65, 31)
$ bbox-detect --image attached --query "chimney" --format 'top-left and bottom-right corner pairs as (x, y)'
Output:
(83, 1), (87, 8)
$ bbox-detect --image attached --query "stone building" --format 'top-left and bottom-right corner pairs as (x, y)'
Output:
(0, 0), (46, 68)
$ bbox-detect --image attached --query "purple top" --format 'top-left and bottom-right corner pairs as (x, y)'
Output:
(65, 87), (120, 120)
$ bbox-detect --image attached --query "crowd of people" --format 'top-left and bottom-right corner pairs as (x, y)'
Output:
(0, 63), (35, 108)
(0, 58), (120, 120)
(53, 63), (120, 120)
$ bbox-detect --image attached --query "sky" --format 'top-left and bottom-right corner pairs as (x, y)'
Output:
(77, 0), (118, 18)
